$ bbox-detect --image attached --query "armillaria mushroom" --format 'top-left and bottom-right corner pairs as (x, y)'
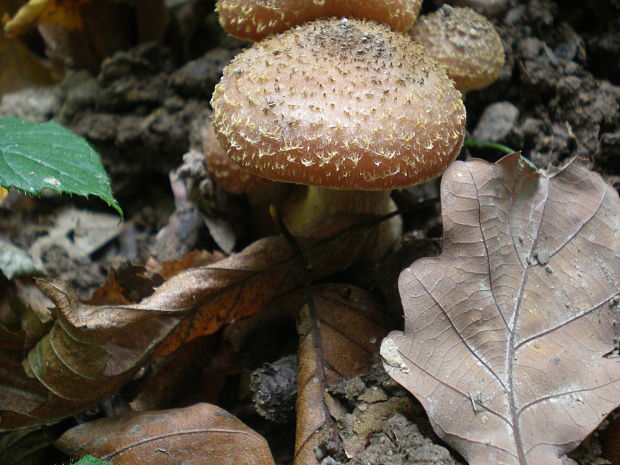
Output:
(203, 124), (292, 237)
(203, 124), (267, 195)
(211, 18), (466, 256)
(216, 0), (423, 42)
(409, 5), (505, 93)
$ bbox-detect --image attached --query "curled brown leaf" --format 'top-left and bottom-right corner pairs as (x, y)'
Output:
(0, 215), (376, 430)
(150, 216), (376, 356)
(0, 276), (181, 430)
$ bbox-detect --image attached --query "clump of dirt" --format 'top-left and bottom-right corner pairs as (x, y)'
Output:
(56, 43), (208, 180)
(53, 25), (248, 209)
(464, 0), (620, 176)
(250, 355), (297, 424)
(351, 414), (460, 465)
(321, 358), (463, 465)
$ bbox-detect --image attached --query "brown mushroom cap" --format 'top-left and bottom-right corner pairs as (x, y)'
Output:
(216, 0), (423, 42)
(409, 5), (505, 92)
(203, 124), (267, 194)
(211, 18), (466, 191)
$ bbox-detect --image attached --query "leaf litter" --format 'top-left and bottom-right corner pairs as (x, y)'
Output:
(0, 214), (378, 430)
(1, 0), (620, 462)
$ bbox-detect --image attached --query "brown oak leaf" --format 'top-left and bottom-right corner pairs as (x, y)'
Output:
(55, 403), (275, 465)
(382, 154), (620, 465)
(295, 284), (389, 465)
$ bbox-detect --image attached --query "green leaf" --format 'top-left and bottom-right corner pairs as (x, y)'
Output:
(73, 456), (112, 465)
(0, 117), (122, 217)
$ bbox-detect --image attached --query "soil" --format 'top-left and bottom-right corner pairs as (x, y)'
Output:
(0, 0), (619, 464)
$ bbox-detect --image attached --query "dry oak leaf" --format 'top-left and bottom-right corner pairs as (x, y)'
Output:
(382, 153), (620, 465)
(55, 403), (276, 465)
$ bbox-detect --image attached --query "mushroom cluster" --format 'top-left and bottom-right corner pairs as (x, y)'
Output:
(211, 18), (465, 255)
(206, 1), (504, 255)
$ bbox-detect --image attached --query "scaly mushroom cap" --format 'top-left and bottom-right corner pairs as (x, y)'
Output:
(211, 18), (466, 191)
(409, 5), (505, 92)
(203, 125), (267, 194)
(216, 0), (423, 42)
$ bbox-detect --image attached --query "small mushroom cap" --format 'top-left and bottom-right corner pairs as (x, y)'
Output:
(203, 124), (267, 194)
(211, 18), (466, 191)
(216, 0), (422, 42)
(409, 6), (504, 92)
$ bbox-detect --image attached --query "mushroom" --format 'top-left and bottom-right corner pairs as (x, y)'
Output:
(203, 124), (267, 195)
(203, 123), (292, 237)
(216, 0), (423, 42)
(211, 18), (466, 256)
(409, 5), (505, 93)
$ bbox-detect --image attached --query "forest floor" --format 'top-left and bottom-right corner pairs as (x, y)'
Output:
(0, 0), (619, 464)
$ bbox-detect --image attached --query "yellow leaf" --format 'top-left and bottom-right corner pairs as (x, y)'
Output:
(38, 0), (85, 30)
(4, 0), (86, 37)
(3, 0), (48, 37)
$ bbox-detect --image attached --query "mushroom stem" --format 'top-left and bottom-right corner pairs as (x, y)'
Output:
(284, 186), (402, 258)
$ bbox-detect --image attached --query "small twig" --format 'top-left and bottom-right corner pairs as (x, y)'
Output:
(269, 204), (312, 283)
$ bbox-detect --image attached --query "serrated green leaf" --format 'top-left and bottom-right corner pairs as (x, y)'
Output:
(0, 117), (122, 217)
(73, 456), (112, 465)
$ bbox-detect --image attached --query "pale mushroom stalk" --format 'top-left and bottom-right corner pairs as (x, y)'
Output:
(288, 187), (394, 224)
(285, 187), (402, 258)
